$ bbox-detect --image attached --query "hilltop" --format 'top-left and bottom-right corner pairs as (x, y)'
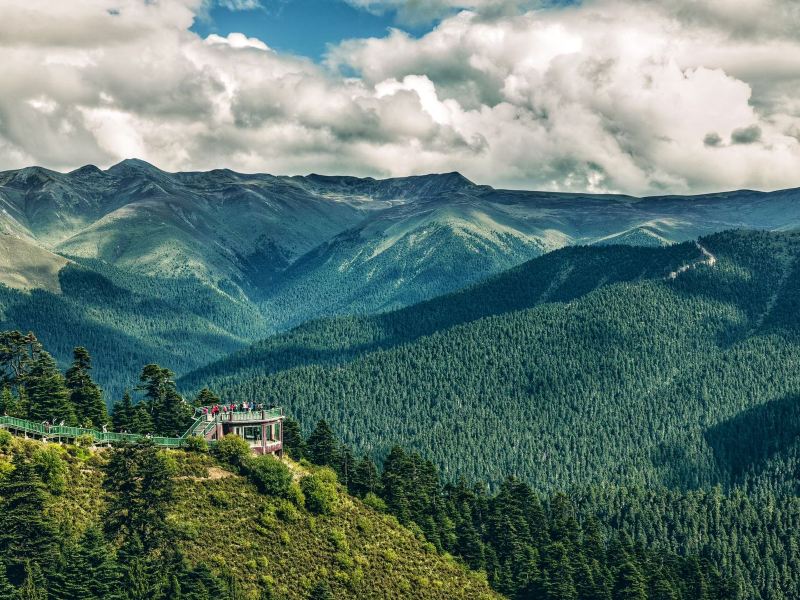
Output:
(0, 436), (498, 600)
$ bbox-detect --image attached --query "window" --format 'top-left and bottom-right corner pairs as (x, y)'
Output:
(243, 426), (262, 442)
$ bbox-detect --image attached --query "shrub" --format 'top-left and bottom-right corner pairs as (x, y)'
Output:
(276, 499), (301, 523)
(300, 468), (339, 516)
(0, 429), (13, 451)
(212, 434), (250, 467)
(183, 435), (208, 453)
(32, 446), (68, 494)
(362, 492), (387, 513)
(287, 481), (305, 508)
(75, 434), (95, 448)
(245, 455), (292, 496)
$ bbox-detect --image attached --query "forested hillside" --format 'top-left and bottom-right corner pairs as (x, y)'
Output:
(4, 326), (800, 599)
(0, 259), (267, 400)
(4, 162), (800, 404)
(188, 230), (800, 493)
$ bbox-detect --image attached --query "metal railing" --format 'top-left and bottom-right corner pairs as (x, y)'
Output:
(0, 405), (284, 448)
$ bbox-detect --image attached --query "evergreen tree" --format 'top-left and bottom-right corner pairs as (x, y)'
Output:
(131, 403), (155, 435)
(53, 526), (120, 600)
(136, 365), (191, 437)
(16, 562), (46, 600)
(281, 418), (305, 460)
(25, 350), (76, 425)
(65, 347), (108, 428)
(0, 455), (57, 585)
(181, 563), (226, 600)
(308, 580), (333, 600)
(351, 456), (380, 498)
(0, 331), (39, 387)
(613, 561), (647, 600)
(305, 420), (339, 468)
(103, 441), (177, 599)
(0, 563), (15, 600)
(542, 542), (577, 600)
(103, 441), (176, 554)
(192, 387), (219, 408)
(112, 392), (135, 432)
(0, 386), (19, 417)
(338, 445), (356, 492)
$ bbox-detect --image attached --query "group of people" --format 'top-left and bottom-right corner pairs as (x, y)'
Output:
(202, 402), (267, 417)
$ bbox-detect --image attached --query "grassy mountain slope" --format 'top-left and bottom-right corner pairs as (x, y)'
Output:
(3, 161), (800, 406)
(33, 444), (498, 600)
(186, 230), (800, 490)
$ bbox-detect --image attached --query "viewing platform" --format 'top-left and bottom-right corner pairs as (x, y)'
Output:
(0, 405), (285, 456)
(194, 406), (285, 456)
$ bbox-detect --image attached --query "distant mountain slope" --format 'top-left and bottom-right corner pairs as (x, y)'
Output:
(2, 160), (800, 403)
(187, 230), (800, 490)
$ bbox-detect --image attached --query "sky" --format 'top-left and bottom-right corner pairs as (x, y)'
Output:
(1, 0), (799, 195)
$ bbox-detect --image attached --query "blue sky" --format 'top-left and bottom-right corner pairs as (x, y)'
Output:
(192, 1), (433, 60)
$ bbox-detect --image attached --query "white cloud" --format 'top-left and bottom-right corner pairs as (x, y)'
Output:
(0, 0), (799, 195)
(205, 32), (272, 51)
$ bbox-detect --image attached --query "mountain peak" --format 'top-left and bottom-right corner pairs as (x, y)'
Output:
(106, 158), (162, 175)
(69, 164), (103, 177)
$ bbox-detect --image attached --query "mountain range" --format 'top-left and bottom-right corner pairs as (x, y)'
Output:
(2, 159), (800, 398)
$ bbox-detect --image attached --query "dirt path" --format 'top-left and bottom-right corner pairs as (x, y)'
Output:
(667, 242), (717, 280)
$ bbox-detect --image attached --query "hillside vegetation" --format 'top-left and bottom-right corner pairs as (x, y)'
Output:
(0, 436), (499, 600)
(188, 230), (800, 491)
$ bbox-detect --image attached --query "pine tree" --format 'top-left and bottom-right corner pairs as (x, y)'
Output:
(181, 563), (226, 600)
(131, 403), (155, 435)
(53, 526), (120, 600)
(308, 580), (333, 600)
(613, 561), (647, 600)
(542, 542), (578, 600)
(0, 386), (18, 417)
(338, 445), (356, 492)
(0, 455), (57, 585)
(192, 388), (219, 408)
(112, 392), (135, 432)
(351, 456), (380, 498)
(305, 420), (339, 467)
(281, 418), (305, 460)
(0, 331), (39, 387)
(103, 441), (176, 554)
(65, 347), (108, 428)
(16, 562), (46, 600)
(0, 562), (15, 600)
(25, 350), (76, 425)
(136, 365), (190, 437)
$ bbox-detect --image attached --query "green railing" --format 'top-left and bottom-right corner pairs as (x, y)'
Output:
(0, 406), (284, 448)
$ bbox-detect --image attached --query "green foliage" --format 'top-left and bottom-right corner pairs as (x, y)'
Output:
(301, 469), (340, 516)
(245, 455), (292, 497)
(103, 442), (176, 554)
(191, 232), (800, 493)
(184, 435), (209, 453)
(52, 526), (120, 600)
(31, 445), (68, 494)
(0, 429), (12, 452)
(213, 434), (251, 468)
(305, 420), (339, 469)
(137, 364), (192, 437)
(0, 454), (57, 585)
(65, 347), (108, 429)
(25, 349), (75, 425)
(282, 417), (305, 461)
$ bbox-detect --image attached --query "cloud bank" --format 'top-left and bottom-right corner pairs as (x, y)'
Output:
(1, 0), (799, 194)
